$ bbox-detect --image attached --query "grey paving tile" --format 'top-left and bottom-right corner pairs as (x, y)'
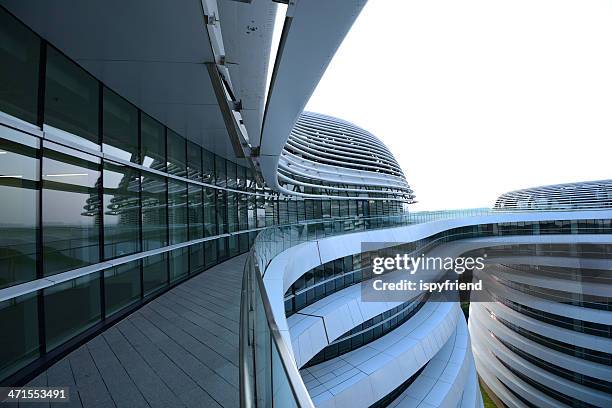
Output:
(67, 347), (115, 408)
(29, 254), (247, 408)
(85, 336), (148, 408)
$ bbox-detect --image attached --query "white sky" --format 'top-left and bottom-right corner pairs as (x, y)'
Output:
(300, 0), (612, 210)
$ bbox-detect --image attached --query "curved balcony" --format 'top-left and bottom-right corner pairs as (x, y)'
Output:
(239, 208), (612, 407)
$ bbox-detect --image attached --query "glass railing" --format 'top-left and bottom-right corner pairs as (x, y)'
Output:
(239, 208), (612, 407)
(239, 209), (494, 407)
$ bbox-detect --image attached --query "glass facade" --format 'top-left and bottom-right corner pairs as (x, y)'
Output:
(0, 131), (38, 289)
(42, 143), (101, 275)
(102, 88), (139, 163)
(45, 46), (100, 149)
(103, 161), (140, 259)
(0, 8), (40, 124)
(0, 8), (407, 384)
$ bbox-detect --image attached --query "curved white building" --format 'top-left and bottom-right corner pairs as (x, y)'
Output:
(494, 179), (612, 211)
(278, 112), (416, 203)
(471, 182), (612, 408)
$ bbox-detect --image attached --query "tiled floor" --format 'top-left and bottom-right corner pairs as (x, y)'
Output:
(16, 254), (247, 408)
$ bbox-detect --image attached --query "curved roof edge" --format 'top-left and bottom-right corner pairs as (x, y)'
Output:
(255, 0), (368, 192)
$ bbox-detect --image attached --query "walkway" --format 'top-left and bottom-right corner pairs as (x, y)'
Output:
(17, 254), (247, 408)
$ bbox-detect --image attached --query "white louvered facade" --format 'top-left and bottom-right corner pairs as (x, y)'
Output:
(278, 112), (416, 203)
(494, 180), (612, 211)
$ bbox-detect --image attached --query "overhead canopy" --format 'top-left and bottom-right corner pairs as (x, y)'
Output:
(258, 0), (368, 190)
(3, 0), (276, 164)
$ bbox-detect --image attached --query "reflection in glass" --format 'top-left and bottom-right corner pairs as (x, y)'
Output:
(141, 113), (166, 172)
(0, 293), (39, 380)
(169, 180), (188, 244)
(218, 237), (228, 262)
(229, 236), (239, 257)
(45, 47), (99, 149)
(103, 88), (139, 163)
(167, 129), (186, 177)
(228, 192), (238, 233)
(220, 190), (227, 234)
(237, 166), (247, 190)
(42, 144), (101, 276)
(103, 162), (140, 259)
(204, 187), (217, 237)
(205, 239), (217, 267)
(141, 172), (167, 250)
(0, 8), (40, 124)
(143, 253), (167, 296)
(239, 194), (248, 231)
(104, 260), (140, 315)
(0, 134), (38, 288)
(202, 149), (215, 184)
(226, 160), (236, 189)
(169, 247), (188, 282)
(44, 273), (101, 350)
(187, 141), (202, 182)
(188, 184), (205, 272)
(215, 156), (226, 187)
(188, 184), (204, 239)
(248, 196), (256, 229)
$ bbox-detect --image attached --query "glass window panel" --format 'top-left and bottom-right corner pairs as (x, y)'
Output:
(215, 156), (226, 187)
(141, 172), (167, 250)
(169, 247), (188, 282)
(102, 88), (138, 162)
(204, 239), (217, 267)
(169, 180), (188, 244)
(289, 201), (298, 224)
(349, 201), (357, 217)
(104, 260), (140, 315)
(239, 194), (248, 231)
(237, 165), (247, 190)
(216, 189), (227, 234)
(226, 160), (236, 188)
(227, 192), (238, 233)
(265, 198), (275, 227)
(0, 134), (38, 289)
(228, 235), (239, 257)
(248, 196), (257, 229)
(190, 242), (205, 273)
(202, 149), (215, 184)
(297, 201), (305, 222)
(187, 141), (202, 182)
(239, 233), (249, 253)
(0, 8), (40, 124)
(103, 161), (140, 259)
(143, 253), (167, 295)
(188, 184), (204, 240)
(44, 273), (101, 350)
(140, 113), (166, 172)
(256, 196), (266, 228)
(340, 201), (349, 217)
(166, 129), (186, 177)
(0, 293), (39, 380)
(247, 168), (256, 192)
(217, 237), (228, 261)
(42, 143), (101, 276)
(313, 200), (322, 219)
(45, 46), (99, 149)
(321, 201), (331, 219)
(279, 201), (289, 225)
(203, 187), (217, 237)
